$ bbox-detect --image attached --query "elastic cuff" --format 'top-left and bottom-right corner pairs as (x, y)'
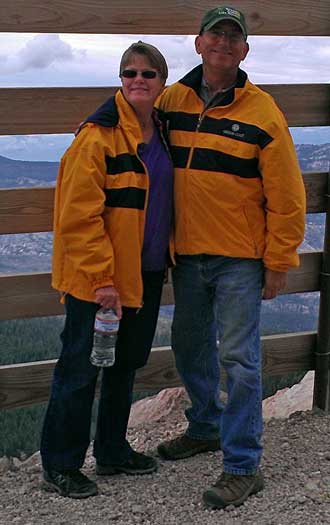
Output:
(223, 466), (259, 476)
(186, 430), (220, 441)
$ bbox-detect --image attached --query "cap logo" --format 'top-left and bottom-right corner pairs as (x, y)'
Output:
(219, 7), (241, 19)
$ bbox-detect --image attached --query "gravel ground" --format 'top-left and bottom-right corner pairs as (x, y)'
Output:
(0, 396), (330, 525)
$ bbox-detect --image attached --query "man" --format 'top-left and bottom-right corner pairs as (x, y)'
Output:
(157, 6), (306, 509)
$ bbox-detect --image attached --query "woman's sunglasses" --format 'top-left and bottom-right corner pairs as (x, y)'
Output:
(121, 69), (158, 79)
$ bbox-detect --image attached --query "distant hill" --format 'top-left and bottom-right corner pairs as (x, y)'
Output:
(0, 143), (329, 189)
(0, 155), (58, 188)
(0, 143), (328, 274)
(295, 143), (330, 172)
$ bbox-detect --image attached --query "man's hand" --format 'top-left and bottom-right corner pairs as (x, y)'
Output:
(95, 286), (122, 318)
(262, 269), (287, 300)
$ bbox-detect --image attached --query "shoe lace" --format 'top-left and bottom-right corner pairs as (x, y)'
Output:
(68, 470), (88, 483)
(170, 434), (191, 451)
(214, 472), (251, 498)
(55, 469), (89, 491)
(214, 472), (237, 488)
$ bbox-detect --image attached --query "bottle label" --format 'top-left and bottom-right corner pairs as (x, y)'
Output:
(94, 317), (119, 335)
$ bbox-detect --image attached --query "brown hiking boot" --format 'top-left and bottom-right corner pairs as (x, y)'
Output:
(157, 433), (220, 460)
(203, 470), (264, 509)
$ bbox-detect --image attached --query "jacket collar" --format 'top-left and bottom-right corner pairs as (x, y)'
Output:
(85, 93), (119, 127)
(85, 89), (168, 130)
(179, 64), (247, 105)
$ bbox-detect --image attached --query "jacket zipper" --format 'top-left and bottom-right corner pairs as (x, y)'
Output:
(187, 112), (205, 168)
(135, 148), (149, 310)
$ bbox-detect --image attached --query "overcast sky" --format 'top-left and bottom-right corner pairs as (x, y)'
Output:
(0, 32), (329, 161)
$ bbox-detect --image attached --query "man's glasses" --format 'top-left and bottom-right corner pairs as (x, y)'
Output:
(206, 29), (244, 43)
(121, 69), (158, 79)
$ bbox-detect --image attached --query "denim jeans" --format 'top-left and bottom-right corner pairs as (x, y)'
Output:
(172, 255), (263, 475)
(40, 270), (164, 471)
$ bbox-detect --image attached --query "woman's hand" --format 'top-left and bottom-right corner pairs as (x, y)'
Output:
(95, 286), (122, 318)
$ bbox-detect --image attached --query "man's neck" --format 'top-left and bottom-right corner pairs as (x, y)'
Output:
(202, 65), (238, 94)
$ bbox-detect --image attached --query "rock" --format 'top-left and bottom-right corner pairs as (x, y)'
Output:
(0, 456), (11, 475)
(129, 387), (229, 429)
(129, 372), (315, 428)
(128, 387), (188, 428)
(21, 451), (41, 470)
(263, 371), (314, 420)
(305, 480), (320, 491)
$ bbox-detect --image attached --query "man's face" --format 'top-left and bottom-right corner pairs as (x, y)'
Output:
(195, 20), (249, 73)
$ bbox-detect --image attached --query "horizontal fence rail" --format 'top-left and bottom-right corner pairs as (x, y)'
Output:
(0, 0), (329, 35)
(0, 252), (323, 321)
(0, 172), (326, 320)
(0, 332), (316, 410)
(0, 84), (329, 135)
(0, 172), (327, 235)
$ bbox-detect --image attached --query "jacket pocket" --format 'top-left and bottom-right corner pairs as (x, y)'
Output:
(243, 205), (266, 258)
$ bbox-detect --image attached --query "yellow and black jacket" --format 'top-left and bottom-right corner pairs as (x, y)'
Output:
(159, 65), (306, 272)
(52, 90), (171, 306)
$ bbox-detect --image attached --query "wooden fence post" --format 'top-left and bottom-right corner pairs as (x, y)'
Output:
(313, 171), (330, 411)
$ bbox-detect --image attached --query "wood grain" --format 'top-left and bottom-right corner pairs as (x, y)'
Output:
(0, 251), (322, 321)
(0, 172), (327, 235)
(0, 187), (55, 234)
(0, 331), (316, 410)
(0, 0), (328, 35)
(0, 85), (328, 135)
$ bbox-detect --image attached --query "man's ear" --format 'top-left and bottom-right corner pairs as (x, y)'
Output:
(195, 35), (202, 55)
(241, 42), (249, 61)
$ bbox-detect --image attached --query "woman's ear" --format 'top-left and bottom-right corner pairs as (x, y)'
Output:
(157, 83), (166, 97)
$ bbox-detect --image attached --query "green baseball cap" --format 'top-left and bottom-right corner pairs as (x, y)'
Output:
(200, 5), (248, 39)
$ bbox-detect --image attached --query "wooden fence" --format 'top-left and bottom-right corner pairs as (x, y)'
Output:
(0, 0), (329, 412)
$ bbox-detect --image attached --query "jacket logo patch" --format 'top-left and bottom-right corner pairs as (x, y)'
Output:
(223, 123), (245, 138)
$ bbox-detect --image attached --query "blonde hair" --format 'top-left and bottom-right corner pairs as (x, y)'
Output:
(119, 41), (168, 83)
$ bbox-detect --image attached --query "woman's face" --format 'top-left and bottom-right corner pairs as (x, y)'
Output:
(120, 54), (165, 111)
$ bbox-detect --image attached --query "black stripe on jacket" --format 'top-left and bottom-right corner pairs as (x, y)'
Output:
(170, 145), (260, 178)
(170, 146), (191, 168)
(191, 148), (261, 178)
(199, 117), (273, 149)
(104, 187), (146, 209)
(105, 153), (145, 175)
(167, 112), (200, 132)
(167, 112), (273, 149)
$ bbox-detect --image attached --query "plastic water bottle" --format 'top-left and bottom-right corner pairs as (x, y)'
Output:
(90, 308), (119, 367)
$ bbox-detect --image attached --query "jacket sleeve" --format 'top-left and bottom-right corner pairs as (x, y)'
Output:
(259, 108), (306, 272)
(54, 129), (115, 291)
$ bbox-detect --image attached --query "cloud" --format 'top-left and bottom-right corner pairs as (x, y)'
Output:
(0, 33), (329, 87)
(0, 134), (73, 161)
(17, 34), (73, 69)
(245, 36), (330, 83)
(0, 34), (85, 74)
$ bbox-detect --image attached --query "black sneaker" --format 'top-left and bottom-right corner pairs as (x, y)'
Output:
(96, 450), (157, 475)
(157, 433), (221, 460)
(43, 469), (98, 499)
(203, 470), (264, 509)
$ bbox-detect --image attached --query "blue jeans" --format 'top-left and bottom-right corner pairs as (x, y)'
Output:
(172, 255), (263, 475)
(40, 270), (164, 471)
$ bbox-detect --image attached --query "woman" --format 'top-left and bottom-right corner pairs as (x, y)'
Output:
(40, 42), (173, 499)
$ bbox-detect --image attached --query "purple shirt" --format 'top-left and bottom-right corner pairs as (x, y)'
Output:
(139, 128), (173, 271)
